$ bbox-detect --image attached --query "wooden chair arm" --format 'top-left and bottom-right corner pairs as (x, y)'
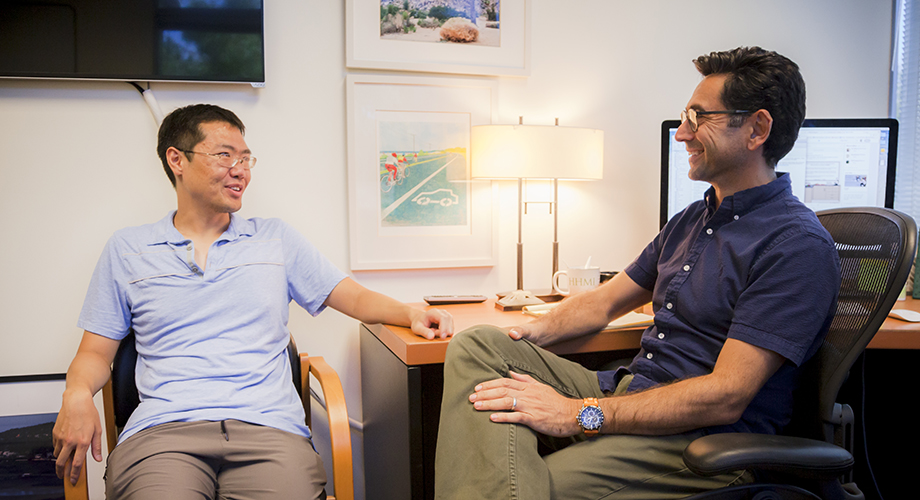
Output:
(301, 353), (354, 500)
(101, 377), (117, 454)
(62, 456), (89, 500)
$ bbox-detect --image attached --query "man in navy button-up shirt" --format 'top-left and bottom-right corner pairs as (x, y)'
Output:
(435, 47), (840, 500)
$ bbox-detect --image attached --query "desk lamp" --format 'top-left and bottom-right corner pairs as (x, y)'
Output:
(472, 119), (604, 309)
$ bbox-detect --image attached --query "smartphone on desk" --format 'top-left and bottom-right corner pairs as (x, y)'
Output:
(423, 295), (488, 305)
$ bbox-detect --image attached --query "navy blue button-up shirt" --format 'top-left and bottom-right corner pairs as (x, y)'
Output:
(598, 173), (840, 435)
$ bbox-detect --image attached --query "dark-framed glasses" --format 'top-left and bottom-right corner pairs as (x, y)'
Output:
(680, 108), (750, 132)
(182, 150), (257, 170)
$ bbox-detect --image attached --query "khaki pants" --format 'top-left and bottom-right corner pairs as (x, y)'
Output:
(434, 325), (748, 500)
(105, 419), (326, 500)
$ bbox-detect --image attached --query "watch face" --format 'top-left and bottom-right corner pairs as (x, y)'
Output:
(577, 405), (604, 431)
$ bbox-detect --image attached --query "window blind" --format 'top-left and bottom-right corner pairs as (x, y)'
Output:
(893, 0), (920, 220)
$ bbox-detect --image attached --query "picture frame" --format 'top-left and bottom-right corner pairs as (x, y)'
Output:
(346, 74), (498, 270)
(0, 374), (107, 499)
(346, 0), (530, 76)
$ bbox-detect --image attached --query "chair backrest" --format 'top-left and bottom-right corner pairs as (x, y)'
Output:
(792, 207), (916, 443)
(110, 331), (304, 434)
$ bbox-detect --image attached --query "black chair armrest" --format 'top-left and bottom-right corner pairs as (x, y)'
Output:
(683, 433), (854, 480)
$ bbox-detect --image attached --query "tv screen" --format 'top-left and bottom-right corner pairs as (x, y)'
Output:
(0, 0), (264, 85)
(660, 118), (898, 228)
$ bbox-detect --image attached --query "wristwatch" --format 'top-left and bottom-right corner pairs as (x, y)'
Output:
(576, 397), (605, 436)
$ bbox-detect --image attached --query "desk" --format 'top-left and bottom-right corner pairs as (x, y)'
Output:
(361, 297), (920, 500)
(867, 296), (920, 349)
(360, 299), (645, 500)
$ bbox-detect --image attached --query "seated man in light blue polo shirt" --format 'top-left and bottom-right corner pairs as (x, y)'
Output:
(52, 104), (454, 499)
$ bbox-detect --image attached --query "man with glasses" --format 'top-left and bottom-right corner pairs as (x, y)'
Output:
(434, 47), (840, 499)
(53, 104), (454, 499)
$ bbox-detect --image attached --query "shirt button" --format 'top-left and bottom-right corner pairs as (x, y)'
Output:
(706, 228), (713, 235)
(646, 353), (654, 359)
(191, 266), (199, 273)
(683, 265), (691, 272)
(666, 302), (673, 310)
(187, 244), (193, 250)
(658, 333), (665, 339)
(733, 215), (740, 220)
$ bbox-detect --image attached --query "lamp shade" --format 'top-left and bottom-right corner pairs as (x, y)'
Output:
(471, 124), (604, 180)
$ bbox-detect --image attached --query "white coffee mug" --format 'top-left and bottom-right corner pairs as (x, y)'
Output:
(553, 267), (601, 296)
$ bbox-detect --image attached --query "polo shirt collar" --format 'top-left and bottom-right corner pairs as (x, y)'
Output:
(704, 172), (791, 219)
(149, 210), (255, 246)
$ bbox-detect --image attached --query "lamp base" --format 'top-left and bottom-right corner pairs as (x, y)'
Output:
(495, 290), (545, 311)
(497, 288), (564, 303)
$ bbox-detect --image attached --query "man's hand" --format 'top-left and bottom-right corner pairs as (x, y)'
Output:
(53, 388), (103, 485)
(469, 371), (582, 437)
(506, 324), (537, 342)
(411, 308), (454, 340)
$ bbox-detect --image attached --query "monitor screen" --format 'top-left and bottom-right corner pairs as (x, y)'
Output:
(0, 0), (265, 85)
(660, 118), (898, 228)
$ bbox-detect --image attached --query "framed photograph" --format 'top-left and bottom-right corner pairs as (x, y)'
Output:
(346, 0), (530, 76)
(346, 74), (498, 270)
(0, 374), (107, 499)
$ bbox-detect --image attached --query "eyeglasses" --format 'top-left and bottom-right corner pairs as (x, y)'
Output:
(680, 109), (751, 133)
(182, 150), (257, 170)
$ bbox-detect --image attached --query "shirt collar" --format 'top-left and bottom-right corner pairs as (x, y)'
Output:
(149, 211), (255, 246)
(704, 172), (792, 218)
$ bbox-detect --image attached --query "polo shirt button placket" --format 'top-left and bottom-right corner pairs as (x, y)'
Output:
(186, 244), (202, 276)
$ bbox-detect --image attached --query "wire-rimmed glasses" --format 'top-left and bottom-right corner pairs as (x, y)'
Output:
(182, 150), (257, 170)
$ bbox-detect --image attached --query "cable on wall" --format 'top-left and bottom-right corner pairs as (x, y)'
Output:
(128, 82), (164, 126)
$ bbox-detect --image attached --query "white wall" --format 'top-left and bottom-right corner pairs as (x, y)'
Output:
(0, 1), (893, 498)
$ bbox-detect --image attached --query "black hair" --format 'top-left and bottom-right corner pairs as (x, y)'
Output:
(156, 104), (246, 187)
(693, 46), (806, 167)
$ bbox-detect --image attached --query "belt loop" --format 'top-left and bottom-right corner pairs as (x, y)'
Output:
(220, 420), (229, 441)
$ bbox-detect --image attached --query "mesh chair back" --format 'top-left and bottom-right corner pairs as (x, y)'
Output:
(793, 208), (916, 442)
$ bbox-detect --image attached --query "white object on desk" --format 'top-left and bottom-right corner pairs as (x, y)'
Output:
(888, 308), (920, 322)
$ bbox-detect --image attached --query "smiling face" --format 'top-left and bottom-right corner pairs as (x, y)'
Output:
(171, 121), (251, 217)
(674, 74), (750, 188)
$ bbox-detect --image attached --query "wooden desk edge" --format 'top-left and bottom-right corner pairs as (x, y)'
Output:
(364, 297), (920, 364)
(364, 299), (647, 366)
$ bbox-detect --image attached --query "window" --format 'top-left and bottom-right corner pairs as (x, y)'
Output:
(892, 0), (920, 220)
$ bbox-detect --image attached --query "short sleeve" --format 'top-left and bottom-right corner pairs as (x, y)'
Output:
(77, 235), (132, 340)
(728, 231), (840, 365)
(281, 223), (347, 316)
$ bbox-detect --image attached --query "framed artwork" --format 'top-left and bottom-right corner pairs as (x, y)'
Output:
(346, 74), (498, 270)
(0, 374), (106, 499)
(346, 0), (530, 76)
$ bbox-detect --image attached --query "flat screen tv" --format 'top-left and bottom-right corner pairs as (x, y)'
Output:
(660, 118), (898, 228)
(0, 0), (265, 85)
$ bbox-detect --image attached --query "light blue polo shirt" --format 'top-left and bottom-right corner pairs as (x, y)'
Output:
(78, 211), (347, 444)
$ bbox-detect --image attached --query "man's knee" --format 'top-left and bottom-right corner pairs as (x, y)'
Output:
(444, 324), (511, 365)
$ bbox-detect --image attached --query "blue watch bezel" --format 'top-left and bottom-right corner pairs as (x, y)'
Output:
(577, 404), (604, 431)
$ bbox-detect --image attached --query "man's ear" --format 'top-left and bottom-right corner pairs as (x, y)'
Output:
(747, 109), (773, 152)
(166, 147), (185, 181)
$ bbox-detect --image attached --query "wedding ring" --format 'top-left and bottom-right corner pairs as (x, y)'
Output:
(511, 397), (517, 411)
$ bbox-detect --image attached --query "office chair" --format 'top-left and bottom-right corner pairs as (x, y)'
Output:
(681, 207), (917, 500)
(62, 331), (354, 500)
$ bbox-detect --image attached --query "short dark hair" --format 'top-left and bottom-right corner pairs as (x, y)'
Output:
(693, 46), (806, 167)
(156, 104), (246, 187)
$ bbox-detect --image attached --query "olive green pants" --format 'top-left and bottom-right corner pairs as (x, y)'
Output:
(434, 325), (747, 500)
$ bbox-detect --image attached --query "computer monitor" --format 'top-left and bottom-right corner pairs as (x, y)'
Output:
(660, 118), (898, 228)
